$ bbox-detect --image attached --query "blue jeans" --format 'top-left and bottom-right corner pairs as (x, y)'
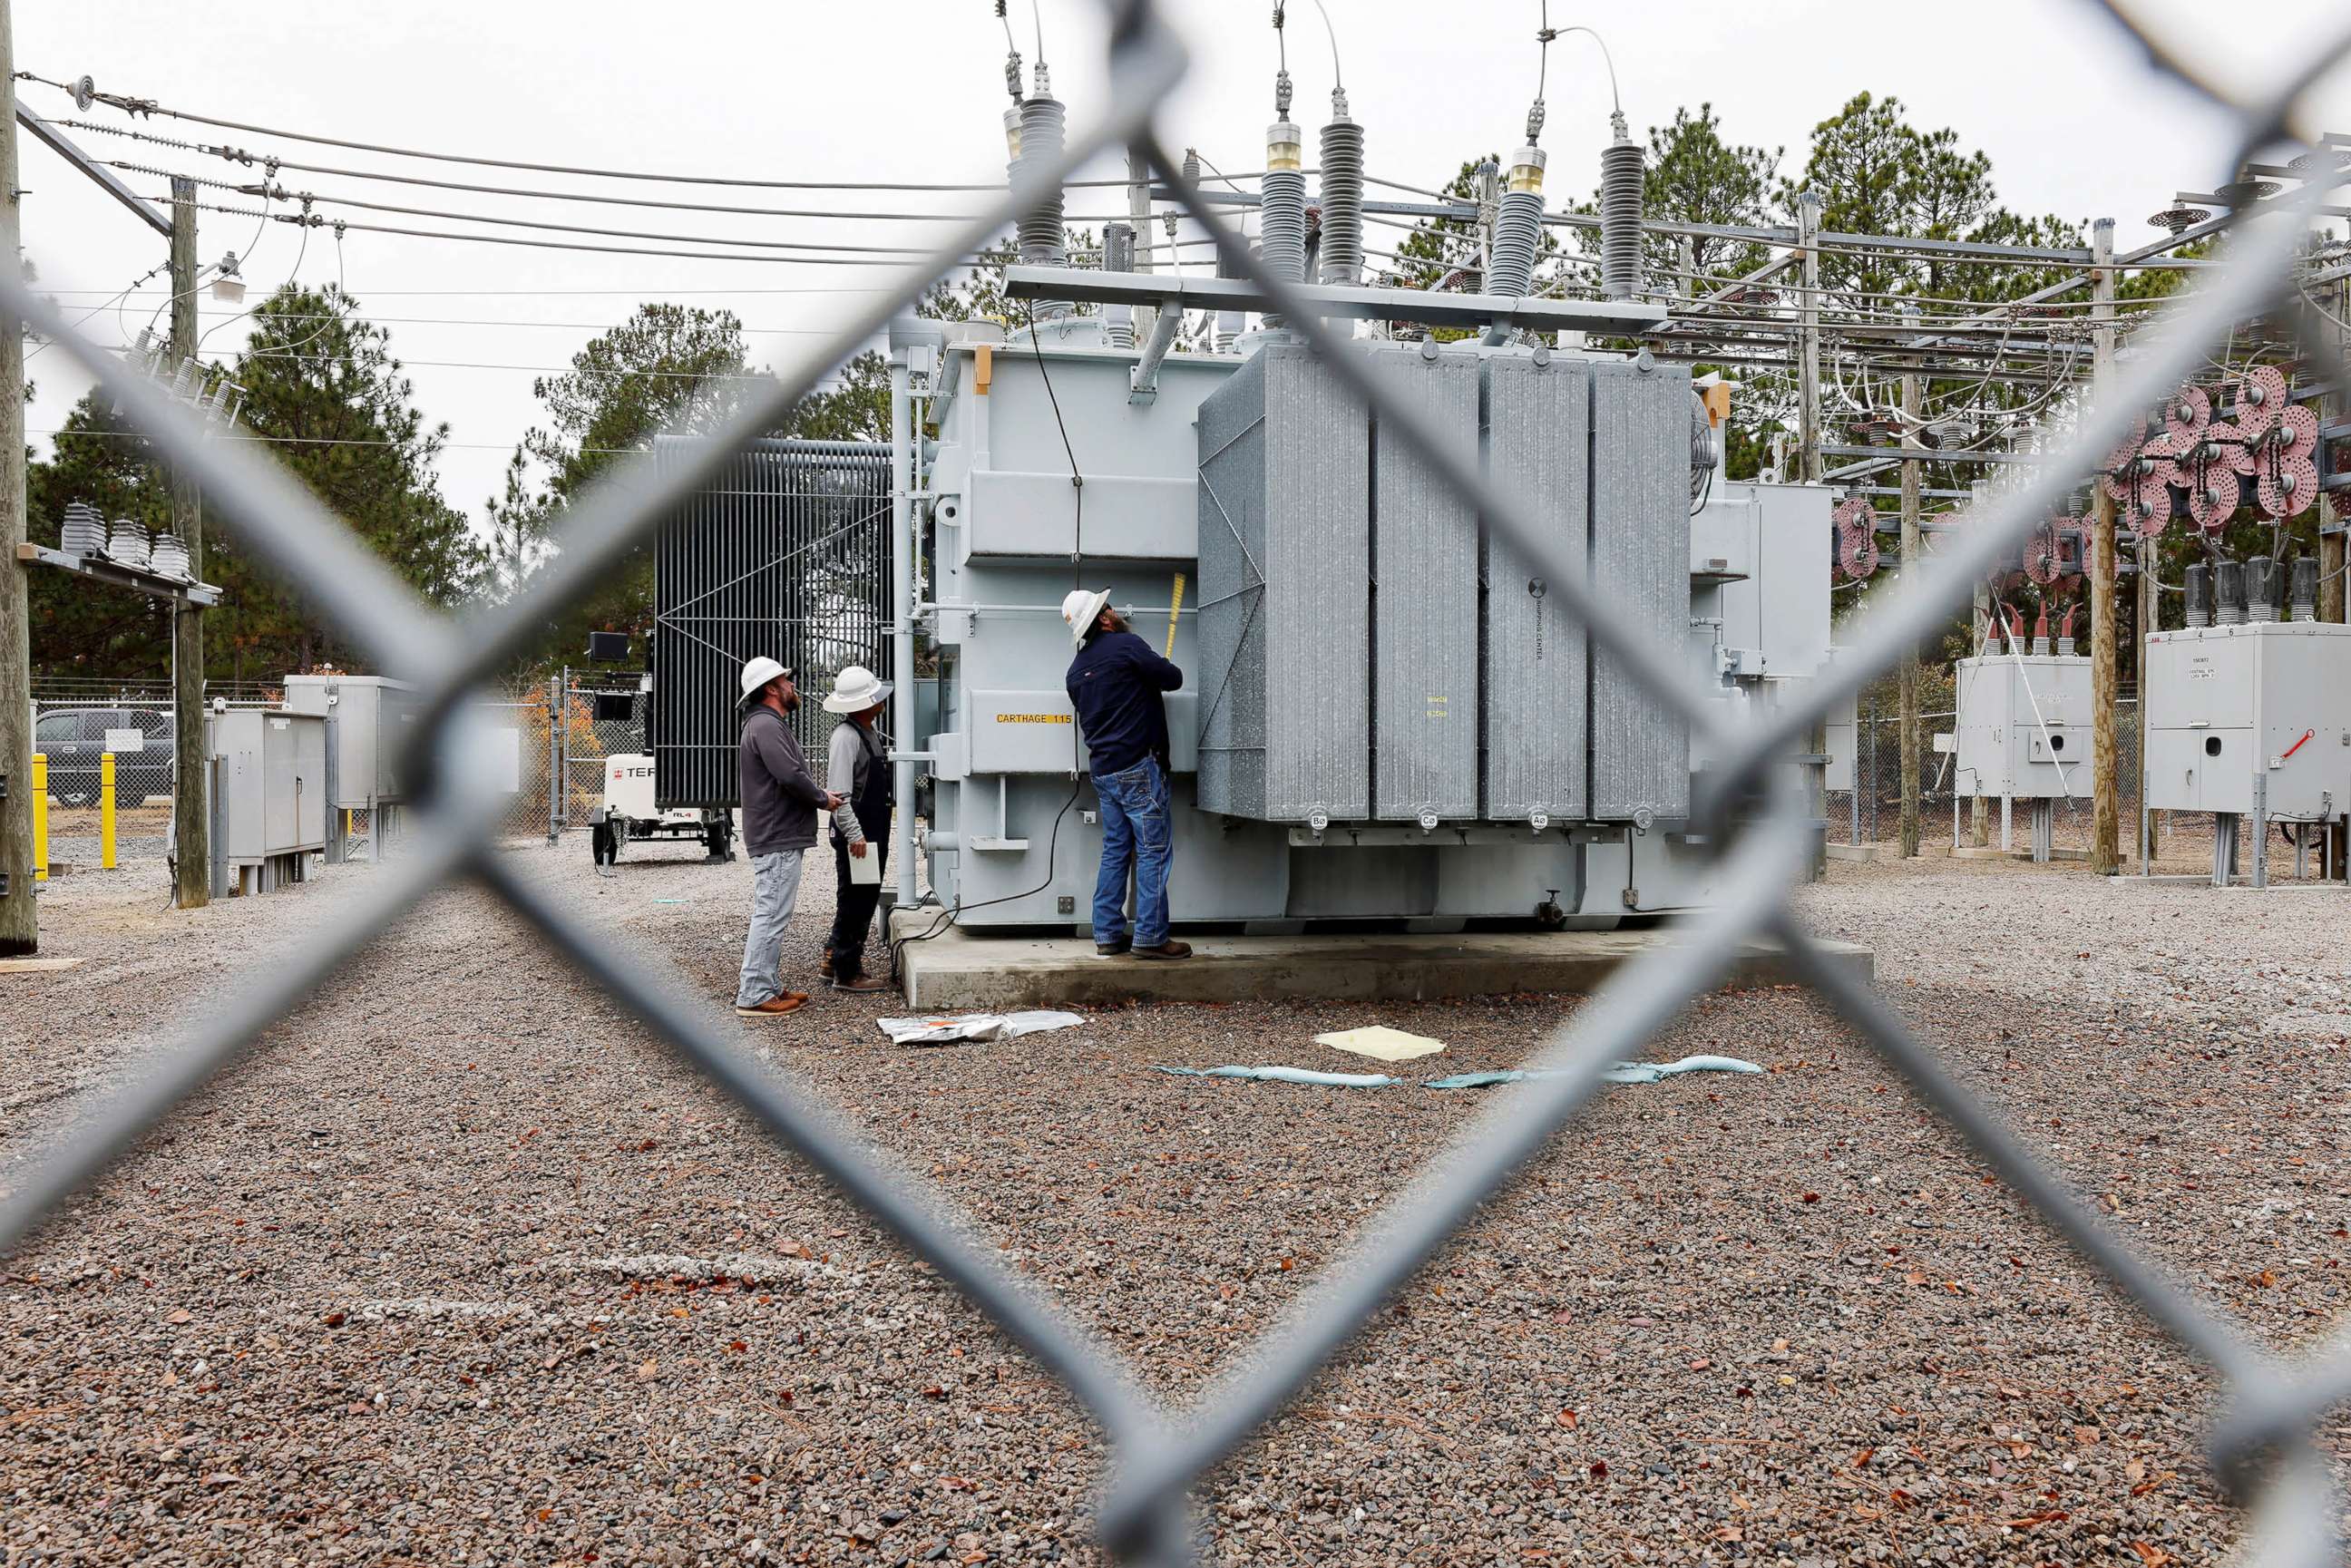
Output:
(1092, 756), (1172, 949)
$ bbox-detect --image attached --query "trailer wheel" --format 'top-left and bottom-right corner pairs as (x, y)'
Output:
(705, 818), (734, 862)
(592, 820), (618, 866)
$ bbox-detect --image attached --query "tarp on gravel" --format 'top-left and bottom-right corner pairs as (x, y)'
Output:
(879, 1010), (1085, 1046)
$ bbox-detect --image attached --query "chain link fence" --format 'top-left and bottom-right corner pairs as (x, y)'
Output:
(6, 6), (2351, 1561)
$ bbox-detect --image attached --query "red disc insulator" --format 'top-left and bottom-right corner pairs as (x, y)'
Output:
(2257, 456), (2319, 519)
(2280, 404), (2318, 463)
(2235, 363), (2287, 438)
(2162, 384), (2213, 444)
(1839, 528), (1879, 581)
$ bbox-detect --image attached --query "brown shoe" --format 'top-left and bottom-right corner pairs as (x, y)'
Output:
(829, 975), (892, 993)
(816, 953), (834, 979)
(1131, 940), (1194, 961)
(735, 995), (806, 1018)
(781, 990), (810, 1004)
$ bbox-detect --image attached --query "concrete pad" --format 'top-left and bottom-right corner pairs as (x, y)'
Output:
(889, 912), (1873, 1008)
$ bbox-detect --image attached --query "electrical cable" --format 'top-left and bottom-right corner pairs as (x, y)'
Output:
(24, 264), (165, 362)
(48, 115), (1146, 222)
(17, 72), (1141, 190)
(165, 198), (1004, 267)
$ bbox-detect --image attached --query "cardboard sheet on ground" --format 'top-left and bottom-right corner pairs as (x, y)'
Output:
(878, 1010), (1083, 1046)
(1314, 1025), (1446, 1063)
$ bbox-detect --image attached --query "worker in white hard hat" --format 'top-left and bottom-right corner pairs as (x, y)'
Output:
(733, 657), (843, 1018)
(818, 664), (895, 992)
(1061, 589), (1192, 960)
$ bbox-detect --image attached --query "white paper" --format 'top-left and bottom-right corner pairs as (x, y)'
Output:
(846, 844), (881, 884)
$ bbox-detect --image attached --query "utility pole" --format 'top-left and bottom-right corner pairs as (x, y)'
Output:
(0, 0), (31, 955)
(1897, 331), (1921, 859)
(1969, 482), (1990, 847)
(2323, 270), (2346, 627)
(1797, 190), (1823, 485)
(2137, 531), (2158, 868)
(169, 177), (209, 908)
(1797, 190), (1827, 872)
(2088, 218), (2121, 876)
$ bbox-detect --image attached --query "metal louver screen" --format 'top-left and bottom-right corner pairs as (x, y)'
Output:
(651, 438), (892, 808)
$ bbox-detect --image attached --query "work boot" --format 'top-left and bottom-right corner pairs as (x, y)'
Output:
(1096, 937), (1131, 957)
(1131, 940), (1193, 961)
(817, 952), (834, 980)
(830, 975), (891, 993)
(735, 995), (806, 1018)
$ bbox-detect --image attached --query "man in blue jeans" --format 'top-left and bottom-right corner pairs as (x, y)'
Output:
(1062, 588), (1192, 960)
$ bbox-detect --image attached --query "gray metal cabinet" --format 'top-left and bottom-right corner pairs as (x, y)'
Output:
(210, 707), (329, 862)
(283, 674), (415, 807)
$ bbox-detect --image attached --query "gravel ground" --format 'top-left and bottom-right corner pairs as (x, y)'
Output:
(2, 833), (2346, 1565)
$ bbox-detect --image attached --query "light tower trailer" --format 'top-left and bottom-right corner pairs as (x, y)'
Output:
(588, 754), (735, 866)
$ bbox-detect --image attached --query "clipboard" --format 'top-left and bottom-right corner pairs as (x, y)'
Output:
(846, 844), (881, 885)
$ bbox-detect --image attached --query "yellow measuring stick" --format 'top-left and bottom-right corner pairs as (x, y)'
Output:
(1166, 571), (1185, 658)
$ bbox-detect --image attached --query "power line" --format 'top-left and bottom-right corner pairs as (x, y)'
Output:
(112, 162), (1219, 260)
(27, 426), (859, 455)
(43, 285), (893, 297)
(15, 73), (1144, 191)
(170, 197), (986, 267)
(38, 114), (1158, 224)
(94, 307), (846, 334)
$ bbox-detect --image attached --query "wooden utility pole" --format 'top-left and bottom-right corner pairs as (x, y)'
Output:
(0, 3), (33, 957)
(1897, 331), (1922, 858)
(2137, 530), (2159, 867)
(169, 178), (209, 908)
(1797, 190), (1827, 872)
(1797, 191), (1823, 485)
(2088, 218), (2121, 876)
(2324, 272), (2346, 628)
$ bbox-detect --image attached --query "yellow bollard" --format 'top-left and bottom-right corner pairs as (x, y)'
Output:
(31, 753), (46, 882)
(102, 753), (118, 870)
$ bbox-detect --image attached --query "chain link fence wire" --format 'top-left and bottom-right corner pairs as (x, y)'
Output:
(5, 3), (2351, 1559)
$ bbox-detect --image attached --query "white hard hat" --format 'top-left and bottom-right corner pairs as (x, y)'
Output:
(737, 656), (792, 706)
(1061, 587), (1112, 647)
(822, 664), (894, 715)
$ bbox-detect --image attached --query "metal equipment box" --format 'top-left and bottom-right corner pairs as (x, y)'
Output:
(1587, 358), (1693, 821)
(2143, 623), (2351, 817)
(282, 674), (416, 807)
(1196, 341), (1371, 823)
(210, 707), (328, 861)
(1481, 349), (1589, 823)
(1707, 482), (1832, 683)
(1369, 343), (1479, 823)
(1954, 654), (2092, 799)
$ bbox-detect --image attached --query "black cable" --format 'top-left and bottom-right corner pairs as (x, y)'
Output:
(890, 305), (1091, 979)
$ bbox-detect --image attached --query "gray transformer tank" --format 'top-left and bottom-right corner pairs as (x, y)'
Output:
(1195, 340), (1690, 829)
(1195, 343), (1371, 822)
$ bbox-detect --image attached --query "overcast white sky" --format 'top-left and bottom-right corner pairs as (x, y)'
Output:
(17, 1), (2348, 529)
